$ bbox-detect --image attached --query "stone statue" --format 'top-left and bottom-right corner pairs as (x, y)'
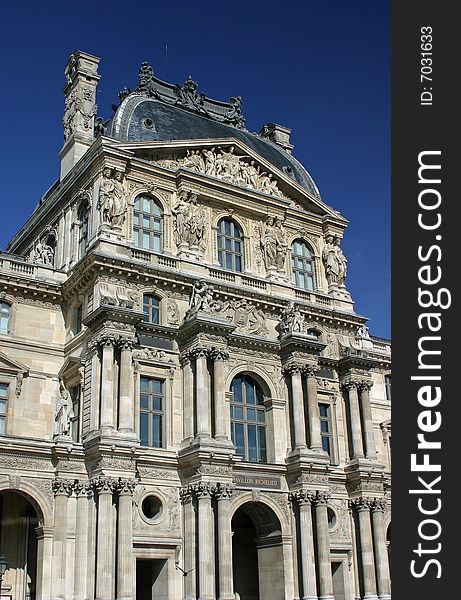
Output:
(280, 301), (305, 334)
(98, 167), (115, 224)
(172, 191), (205, 250)
(259, 217), (288, 272)
(188, 280), (216, 315)
(224, 96), (245, 129)
(174, 76), (207, 113)
(34, 236), (56, 267)
(334, 236), (348, 285)
(167, 489), (180, 531)
(274, 218), (288, 271)
(54, 380), (75, 437)
(322, 235), (341, 285)
(109, 170), (128, 228)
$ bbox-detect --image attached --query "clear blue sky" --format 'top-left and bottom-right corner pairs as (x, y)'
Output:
(0, 1), (390, 338)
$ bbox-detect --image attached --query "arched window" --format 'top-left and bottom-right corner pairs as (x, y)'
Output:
(133, 195), (163, 251)
(78, 204), (90, 259)
(143, 294), (160, 324)
(230, 375), (266, 462)
(0, 302), (10, 334)
(291, 239), (315, 290)
(217, 218), (243, 272)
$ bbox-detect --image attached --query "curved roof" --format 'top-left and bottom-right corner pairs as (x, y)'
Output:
(105, 95), (321, 199)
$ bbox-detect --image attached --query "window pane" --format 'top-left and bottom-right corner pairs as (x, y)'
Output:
(245, 380), (255, 404)
(246, 408), (256, 421)
(255, 386), (264, 405)
(321, 420), (329, 433)
(0, 417), (5, 435)
(140, 395), (149, 410)
(248, 425), (257, 462)
(153, 396), (162, 411)
(154, 236), (161, 252)
(257, 410), (265, 422)
(319, 404), (328, 417)
(140, 377), (150, 392)
(226, 253), (233, 270)
(152, 379), (162, 394)
(233, 405), (244, 420)
(140, 413), (149, 446)
(258, 427), (267, 462)
(152, 414), (162, 447)
(143, 232), (150, 249)
(233, 378), (242, 402)
(322, 436), (331, 454)
(235, 256), (242, 272)
(133, 230), (139, 246)
(0, 384), (8, 397)
(0, 399), (7, 414)
(143, 216), (150, 228)
(234, 423), (245, 457)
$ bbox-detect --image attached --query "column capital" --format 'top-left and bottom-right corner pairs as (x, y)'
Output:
(208, 347), (230, 362)
(52, 478), (73, 496)
(312, 491), (331, 506)
(282, 361), (304, 376)
(341, 379), (359, 391)
(349, 496), (374, 512)
(73, 480), (92, 497)
(189, 346), (209, 360)
(303, 363), (320, 378)
(358, 379), (374, 391)
(289, 490), (314, 506)
(179, 486), (193, 503)
(215, 482), (235, 499)
(92, 476), (116, 494)
(115, 478), (137, 495)
(370, 498), (387, 513)
(190, 481), (218, 499)
(117, 337), (136, 351)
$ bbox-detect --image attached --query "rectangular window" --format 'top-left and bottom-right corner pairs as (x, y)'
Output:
(0, 383), (8, 435)
(140, 376), (164, 448)
(72, 305), (82, 335)
(319, 403), (332, 457)
(385, 375), (391, 402)
(70, 385), (81, 442)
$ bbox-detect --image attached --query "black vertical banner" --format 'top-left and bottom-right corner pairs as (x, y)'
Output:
(393, 1), (458, 598)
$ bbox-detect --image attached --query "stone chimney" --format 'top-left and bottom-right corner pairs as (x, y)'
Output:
(60, 51), (101, 179)
(259, 123), (294, 154)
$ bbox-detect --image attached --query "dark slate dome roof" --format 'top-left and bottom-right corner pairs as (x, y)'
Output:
(105, 94), (321, 200)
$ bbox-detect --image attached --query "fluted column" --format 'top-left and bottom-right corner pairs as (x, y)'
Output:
(194, 483), (215, 599)
(193, 348), (211, 439)
(181, 354), (194, 442)
(359, 381), (377, 460)
(51, 479), (72, 600)
(73, 481), (91, 600)
(180, 488), (196, 600)
(100, 337), (116, 431)
(216, 484), (235, 600)
(116, 479), (137, 600)
(305, 365), (322, 452)
(35, 525), (54, 600)
(291, 492), (317, 600)
(211, 350), (230, 441)
(284, 363), (307, 449)
(371, 500), (391, 600)
(353, 498), (378, 600)
(313, 492), (334, 600)
(95, 477), (116, 600)
(118, 339), (135, 434)
(342, 381), (365, 459)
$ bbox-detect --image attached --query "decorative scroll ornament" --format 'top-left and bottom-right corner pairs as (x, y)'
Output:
(155, 146), (286, 198)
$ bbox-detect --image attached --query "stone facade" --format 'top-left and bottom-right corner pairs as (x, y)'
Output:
(0, 51), (391, 600)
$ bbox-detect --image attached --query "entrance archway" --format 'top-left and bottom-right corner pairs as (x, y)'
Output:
(0, 491), (39, 599)
(231, 501), (285, 600)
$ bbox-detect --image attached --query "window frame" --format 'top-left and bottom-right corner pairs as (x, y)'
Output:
(139, 375), (165, 448)
(316, 395), (339, 464)
(70, 384), (81, 442)
(384, 374), (392, 402)
(291, 239), (316, 291)
(0, 381), (9, 435)
(133, 195), (163, 252)
(0, 301), (11, 335)
(230, 375), (267, 463)
(142, 294), (160, 325)
(217, 218), (244, 273)
(319, 402), (333, 456)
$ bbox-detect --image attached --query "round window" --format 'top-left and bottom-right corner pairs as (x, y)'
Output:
(141, 495), (162, 520)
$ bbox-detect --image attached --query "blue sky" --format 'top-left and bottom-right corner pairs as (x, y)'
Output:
(0, 1), (390, 337)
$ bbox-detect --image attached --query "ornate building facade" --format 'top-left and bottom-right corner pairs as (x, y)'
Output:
(0, 51), (391, 600)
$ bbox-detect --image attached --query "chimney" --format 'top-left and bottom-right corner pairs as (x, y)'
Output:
(259, 123), (294, 154)
(60, 51), (101, 179)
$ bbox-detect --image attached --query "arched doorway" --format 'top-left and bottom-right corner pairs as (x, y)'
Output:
(0, 491), (39, 599)
(231, 501), (285, 600)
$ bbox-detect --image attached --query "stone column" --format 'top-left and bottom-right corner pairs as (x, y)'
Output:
(73, 481), (90, 600)
(216, 484), (235, 600)
(313, 492), (334, 600)
(212, 350), (230, 441)
(180, 488), (196, 600)
(353, 498), (378, 600)
(193, 348), (211, 439)
(291, 492), (317, 600)
(95, 478), (116, 600)
(305, 365), (322, 452)
(51, 479), (72, 599)
(116, 479), (137, 600)
(195, 484), (215, 600)
(100, 337), (116, 432)
(359, 381), (377, 460)
(181, 353), (194, 442)
(284, 363), (307, 449)
(35, 525), (53, 600)
(342, 381), (364, 459)
(118, 339), (135, 434)
(371, 500), (391, 600)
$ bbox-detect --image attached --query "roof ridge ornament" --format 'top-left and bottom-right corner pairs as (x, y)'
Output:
(133, 61), (246, 130)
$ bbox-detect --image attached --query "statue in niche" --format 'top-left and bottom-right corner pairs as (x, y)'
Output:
(109, 170), (128, 228)
(259, 217), (288, 272)
(98, 167), (115, 224)
(54, 380), (75, 437)
(172, 191), (205, 249)
(280, 301), (305, 334)
(322, 235), (341, 285)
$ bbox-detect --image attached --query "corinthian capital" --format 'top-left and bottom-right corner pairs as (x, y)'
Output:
(350, 497), (373, 512)
(370, 498), (387, 512)
(312, 491), (331, 506)
(303, 364), (320, 378)
(93, 476), (116, 494)
(208, 348), (230, 362)
(214, 482), (235, 499)
(282, 361), (304, 376)
(52, 479), (74, 496)
(358, 380), (373, 392)
(190, 482), (217, 499)
(289, 490), (314, 506)
(116, 478), (137, 495)
(341, 379), (359, 391)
